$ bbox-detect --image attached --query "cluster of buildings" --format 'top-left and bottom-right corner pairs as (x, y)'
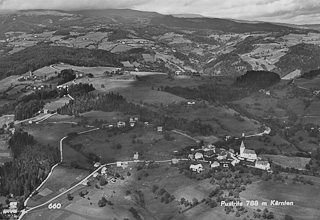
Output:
(2, 201), (18, 217)
(188, 141), (271, 173)
(18, 71), (44, 81)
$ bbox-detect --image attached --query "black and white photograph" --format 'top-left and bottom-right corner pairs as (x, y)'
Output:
(0, 1), (319, 220)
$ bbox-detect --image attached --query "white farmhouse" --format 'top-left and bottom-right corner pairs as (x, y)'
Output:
(194, 152), (204, 160)
(255, 160), (270, 170)
(211, 161), (220, 168)
(239, 141), (257, 160)
(190, 164), (204, 173)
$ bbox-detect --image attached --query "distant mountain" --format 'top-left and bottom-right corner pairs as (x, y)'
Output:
(72, 9), (162, 19)
(171, 14), (204, 18)
(149, 15), (297, 33)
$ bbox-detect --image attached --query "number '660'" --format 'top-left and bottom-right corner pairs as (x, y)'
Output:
(48, 203), (61, 209)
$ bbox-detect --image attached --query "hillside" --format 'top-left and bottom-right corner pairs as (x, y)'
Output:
(0, 43), (123, 79)
(274, 43), (320, 76)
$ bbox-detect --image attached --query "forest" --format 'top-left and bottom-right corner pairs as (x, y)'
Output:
(57, 93), (213, 135)
(234, 70), (281, 89)
(0, 43), (125, 79)
(0, 132), (60, 198)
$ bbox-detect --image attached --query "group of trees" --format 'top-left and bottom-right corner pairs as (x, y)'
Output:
(234, 70), (281, 90)
(0, 132), (60, 198)
(57, 69), (76, 85)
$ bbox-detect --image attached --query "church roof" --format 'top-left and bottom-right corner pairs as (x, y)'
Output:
(243, 149), (256, 155)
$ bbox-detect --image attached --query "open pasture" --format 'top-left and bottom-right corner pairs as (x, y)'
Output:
(281, 69), (301, 80)
(262, 154), (310, 170)
(52, 63), (120, 76)
(24, 123), (90, 147)
(0, 115), (14, 127)
(0, 75), (23, 91)
(111, 44), (134, 53)
(67, 126), (196, 162)
(113, 83), (187, 104)
(44, 96), (72, 112)
(243, 134), (298, 154)
(171, 104), (262, 136)
(295, 74), (320, 90)
(233, 95), (287, 118)
(80, 110), (125, 123)
(27, 165), (90, 207)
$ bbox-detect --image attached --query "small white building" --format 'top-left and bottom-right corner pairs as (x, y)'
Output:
(117, 121), (126, 128)
(217, 152), (228, 161)
(157, 127), (163, 132)
(194, 152), (204, 160)
(187, 101), (196, 105)
(133, 152), (139, 160)
(101, 167), (107, 175)
(211, 161), (220, 168)
(190, 164), (204, 173)
(188, 154), (194, 160)
(116, 161), (122, 167)
(94, 162), (101, 168)
(93, 173), (99, 178)
(171, 158), (179, 164)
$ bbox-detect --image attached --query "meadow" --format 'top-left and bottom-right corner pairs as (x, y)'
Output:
(27, 165), (90, 207)
(67, 125), (197, 163)
(44, 96), (72, 112)
(261, 154), (310, 170)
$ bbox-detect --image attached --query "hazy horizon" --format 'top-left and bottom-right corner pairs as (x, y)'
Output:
(0, 0), (320, 25)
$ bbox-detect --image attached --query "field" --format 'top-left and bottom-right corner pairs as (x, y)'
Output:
(295, 75), (320, 90)
(261, 154), (310, 170)
(170, 104), (262, 137)
(0, 114), (14, 126)
(233, 94), (287, 118)
(70, 125), (197, 161)
(67, 125), (197, 162)
(281, 69), (301, 80)
(44, 96), (72, 111)
(0, 134), (12, 165)
(23, 164), (213, 220)
(243, 134), (299, 154)
(79, 110), (125, 123)
(24, 123), (92, 148)
(27, 165), (90, 207)
(50, 64), (119, 77)
(241, 179), (320, 220)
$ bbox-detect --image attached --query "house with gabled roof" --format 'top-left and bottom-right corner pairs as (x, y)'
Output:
(255, 160), (270, 170)
(190, 164), (204, 173)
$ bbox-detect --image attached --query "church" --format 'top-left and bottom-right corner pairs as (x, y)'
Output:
(239, 141), (257, 161)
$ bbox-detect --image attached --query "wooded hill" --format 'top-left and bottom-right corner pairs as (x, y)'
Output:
(0, 43), (124, 79)
(275, 43), (320, 76)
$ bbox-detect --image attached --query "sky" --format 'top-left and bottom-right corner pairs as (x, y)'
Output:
(0, 0), (320, 25)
